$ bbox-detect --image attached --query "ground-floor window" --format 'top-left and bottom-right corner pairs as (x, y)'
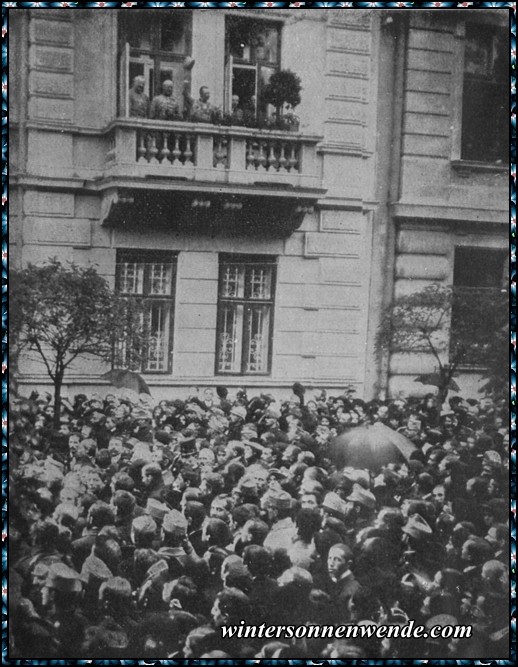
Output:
(450, 246), (507, 367)
(216, 254), (276, 375)
(115, 250), (177, 373)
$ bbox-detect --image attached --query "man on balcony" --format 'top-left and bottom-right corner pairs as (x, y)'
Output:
(150, 80), (181, 122)
(191, 86), (220, 124)
(128, 76), (149, 119)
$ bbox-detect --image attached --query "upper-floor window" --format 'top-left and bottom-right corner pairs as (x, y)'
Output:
(119, 10), (192, 118)
(115, 250), (177, 373)
(225, 17), (281, 119)
(216, 255), (276, 375)
(461, 23), (508, 163)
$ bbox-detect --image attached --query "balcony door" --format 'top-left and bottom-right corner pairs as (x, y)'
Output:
(225, 17), (281, 118)
(118, 10), (192, 118)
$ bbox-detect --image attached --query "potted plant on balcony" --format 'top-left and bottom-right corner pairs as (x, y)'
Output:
(262, 69), (302, 132)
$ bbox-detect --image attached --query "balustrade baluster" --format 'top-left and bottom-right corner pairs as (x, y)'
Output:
(279, 142), (288, 172)
(184, 135), (194, 166)
(137, 131), (147, 162)
(267, 142), (277, 171)
(148, 133), (159, 164)
(160, 132), (170, 163)
(171, 134), (182, 166)
(246, 141), (256, 170)
(288, 145), (299, 172)
(257, 141), (267, 172)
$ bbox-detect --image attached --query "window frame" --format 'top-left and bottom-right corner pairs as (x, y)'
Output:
(224, 16), (282, 116)
(118, 10), (193, 118)
(451, 17), (509, 168)
(215, 254), (277, 377)
(450, 245), (507, 370)
(115, 249), (177, 375)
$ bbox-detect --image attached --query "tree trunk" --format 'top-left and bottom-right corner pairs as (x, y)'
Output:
(53, 370), (64, 430)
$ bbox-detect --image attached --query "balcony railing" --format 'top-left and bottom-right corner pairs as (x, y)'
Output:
(104, 119), (322, 190)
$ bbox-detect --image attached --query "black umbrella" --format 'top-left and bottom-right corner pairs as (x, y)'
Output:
(329, 422), (417, 471)
(101, 369), (151, 395)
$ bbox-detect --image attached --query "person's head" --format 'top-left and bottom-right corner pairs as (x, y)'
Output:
(199, 86), (210, 102)
(241, 518), (269, 547)
(485, 523), (508, 550)
(111, 490), (136, 521)
(162, 79), (173, 96)
(231, 94), (240, 110)
(183, 626), (219, 658)
(142, 463), (162, 488)
(161, 510), (188, 547)
(300, 491), (319, 510)
(432, 484), (446, 505)
(327, 543), (353, 578)
(243, 544), (273, 578)
(202, 517), (232, 548)
(99, 576), (132, 615)
(211, 587), (250, 626)
(210, 494), (233, 524)
(295, 508), (322, 543)
(131, 515), (157, 548)
(184, 500), (206, 531)
(87, 501), (115, 530)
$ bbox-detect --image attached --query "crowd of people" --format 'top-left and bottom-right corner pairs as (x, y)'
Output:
(8, 383), (509, 659)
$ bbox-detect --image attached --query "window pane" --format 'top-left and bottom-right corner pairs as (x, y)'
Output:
(245, 304), (270, 373)
(160, 16), (189, 53)
(150, 263), (173, 296)
(145, 301), (170, 372)
(117, 262), (144, 294)
(221, 264), (245, 298)
(218, 304), (244, 372)
(247, 266), (272, 299)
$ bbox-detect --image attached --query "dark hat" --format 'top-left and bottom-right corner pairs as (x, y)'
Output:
(267, 468), (287, 481)
(179, 436), (197, 456)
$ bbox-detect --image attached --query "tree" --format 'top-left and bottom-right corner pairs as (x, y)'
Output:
(377, 283), (508, 406)
(10, 259), (145, 428)
(262, 69), (302, 129)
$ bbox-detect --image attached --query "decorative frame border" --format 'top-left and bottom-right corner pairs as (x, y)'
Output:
(0, 1), (515, 665)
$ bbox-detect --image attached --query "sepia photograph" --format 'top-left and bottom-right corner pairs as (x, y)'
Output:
(6, 4), (511, 660)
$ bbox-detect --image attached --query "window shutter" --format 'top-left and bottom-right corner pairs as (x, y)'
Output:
(119, 42), (130, 118)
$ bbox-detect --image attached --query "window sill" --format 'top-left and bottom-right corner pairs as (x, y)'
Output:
(451, 159), (508, 174)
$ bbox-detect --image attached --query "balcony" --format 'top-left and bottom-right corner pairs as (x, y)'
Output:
(104, 118), (322, 192)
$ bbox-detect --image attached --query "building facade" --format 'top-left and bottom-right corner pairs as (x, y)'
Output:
(9, 8), (508, 401)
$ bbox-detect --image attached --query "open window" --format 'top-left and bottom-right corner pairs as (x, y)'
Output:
(225, 17), (281, 119)
(118, 10), (192, 118)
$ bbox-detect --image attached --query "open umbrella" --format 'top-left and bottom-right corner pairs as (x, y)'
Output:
(329, 422), (417, 471)
(101, 369), (151, 396)
(414, 373), (460, 393)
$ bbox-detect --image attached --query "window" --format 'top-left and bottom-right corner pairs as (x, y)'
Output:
(450, 247), (507, 366)
(225, 17), (281, 118)
(119, 10), (192, 117)
(115, 250), (176, 373)
(216, 255), (276, 375)
(460, 23), (508, 163)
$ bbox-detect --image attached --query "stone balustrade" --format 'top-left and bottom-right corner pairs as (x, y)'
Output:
(104, 119), (322, 190)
